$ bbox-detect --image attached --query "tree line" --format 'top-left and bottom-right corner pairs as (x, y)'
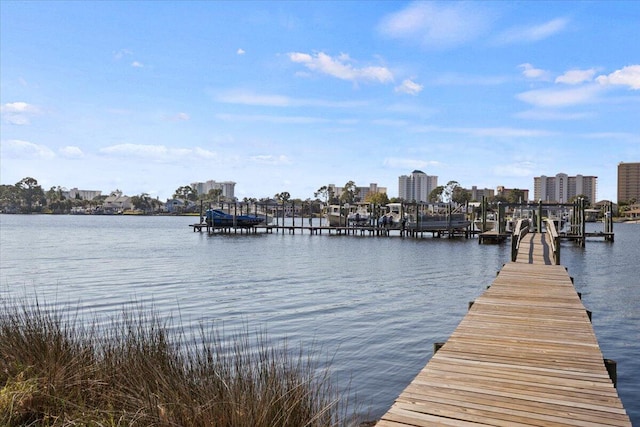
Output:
(1, 176), (595, 215)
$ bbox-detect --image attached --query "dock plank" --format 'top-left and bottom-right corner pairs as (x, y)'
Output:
(375, 233), (631, 426)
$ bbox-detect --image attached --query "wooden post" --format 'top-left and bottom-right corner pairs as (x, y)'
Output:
(481, 196), (487, 233)
(537, 200), (543, 233)
(581, 198), (586, 248)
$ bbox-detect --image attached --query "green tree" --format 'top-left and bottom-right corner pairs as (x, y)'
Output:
(207, 188), (223, 203)
(429, 186), (445, 203)
(506, 189), (526, 204)
(16, 177), (46, 213)
(339, 181), (358, 204)
(173, 185), (198, 201)
(131, 193), (155, 213)
(0, 184), (21, 212)
(314, 186), (333, 205)
(274, 191), (291, 202)
(452, 186), (471, 204)
(365, 191), (389, 205)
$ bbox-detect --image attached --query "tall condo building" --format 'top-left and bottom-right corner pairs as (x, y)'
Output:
(398, 170), (438, 202)
(533, 173), (597, 203)
(191, 180), (236, 200)
(327, 183), (387, 202)
(617, 162), (640, 204)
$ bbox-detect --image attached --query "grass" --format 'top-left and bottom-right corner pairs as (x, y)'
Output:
(0, 299), (361, 426)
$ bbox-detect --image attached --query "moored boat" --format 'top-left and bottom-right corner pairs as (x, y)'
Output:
(325, 204), (371, 227)
(379, 203), (471, 231)
(205, 209), (265, 227)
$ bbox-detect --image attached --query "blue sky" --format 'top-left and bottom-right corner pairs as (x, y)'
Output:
(1, 1), (639, 202)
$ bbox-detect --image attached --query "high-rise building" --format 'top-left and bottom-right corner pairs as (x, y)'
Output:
(66, 188), (102, 200)
(327, 183), (386, 202)
(617, 162), (640, 204)
(191, 180), (236, 200)
(398, 170), (438, 202)
(468, 186), (495, 201)
(533, 173), (597, 203)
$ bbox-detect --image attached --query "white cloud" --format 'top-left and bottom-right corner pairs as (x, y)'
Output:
(371, 118), (408, 127)
(518, 63), (551, 80)
(555, 69), (597, 85)
(493, 162), (535, 177)
(218, 91), (293, 107)
(596, 65), (640, 90)
(408, 124), (554, 137)
(378, 1), (491, 49)
(1, 102), (39, 113)
(164, 112), (190, 122)
(464, 127), (554, 138)
(237, 48), (245, 55)
(432, 73), (509, 86)
(215, 113), (328, 124)
(194, 147), (218, 159)
(3, 115), (30, 125)
(216, 90), (368, 108)
(287, 51), (394, 84)
(514, 110), (593, 121)
(59, 146), (84, 158)
(395, 79), (423, 95)
(516, 85), (602, 108)
(249, 155), (292, 165)
(114, 49), (133, 60)
(99, 143), (215, 161)
(1, 139), (55, 158)
(131, 61), (144, 68)
(498, 18), (568, 44)
(383, 157), (440, 169)
(1, 102), (40, 125)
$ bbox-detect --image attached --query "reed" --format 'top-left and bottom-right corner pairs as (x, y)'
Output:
(0, 299), (358, 426)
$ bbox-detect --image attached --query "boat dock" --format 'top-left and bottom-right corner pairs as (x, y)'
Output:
(191, 222), (471, 238)
(190, 199), (615, 244)
(375, 225), (631, 426)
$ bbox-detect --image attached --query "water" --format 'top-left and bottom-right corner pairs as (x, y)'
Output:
(1, 214), (638, 424)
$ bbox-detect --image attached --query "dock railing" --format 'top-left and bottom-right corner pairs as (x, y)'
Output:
(510, 218), (530, 262)
(544, 218), (561, 265)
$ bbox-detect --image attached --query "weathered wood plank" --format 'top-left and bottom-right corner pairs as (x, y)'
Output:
(375, 233), (631, 426)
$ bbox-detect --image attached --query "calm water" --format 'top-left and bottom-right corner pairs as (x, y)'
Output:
(1, 214), (638, 423)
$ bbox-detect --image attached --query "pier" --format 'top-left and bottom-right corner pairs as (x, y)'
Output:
(375, 225), (631, 426)
(190, 199), (615, 245)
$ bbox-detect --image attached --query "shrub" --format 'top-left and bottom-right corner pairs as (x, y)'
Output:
(0, 299), (356, 426)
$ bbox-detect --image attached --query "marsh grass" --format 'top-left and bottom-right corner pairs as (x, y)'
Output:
(0, 299), (358, 426)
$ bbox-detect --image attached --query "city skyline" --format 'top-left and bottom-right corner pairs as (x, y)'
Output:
(2, 1), (639, 202)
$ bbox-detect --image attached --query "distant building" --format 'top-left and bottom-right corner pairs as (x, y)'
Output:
(534, 173), (597, 204)
(468, 186), (495, 201)
(191, 180), (236, 200)
(165, 198), (196, 213)
(496, 186), (530, 203)
(398, 170), (438, 202)
(66, 188), (102, 200)
(617, 162), (640, 204)
(327, 183), (386, 202)
(102, 190), (132, 212)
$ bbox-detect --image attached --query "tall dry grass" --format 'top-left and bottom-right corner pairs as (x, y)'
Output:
(0, 299), (358, 426)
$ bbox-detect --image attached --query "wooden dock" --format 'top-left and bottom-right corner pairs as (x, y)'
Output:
(190, 223), (472, 238)
(376, 233), (631, 426)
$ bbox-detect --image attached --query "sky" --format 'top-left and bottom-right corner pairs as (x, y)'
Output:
(1, 1), (639, 202)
